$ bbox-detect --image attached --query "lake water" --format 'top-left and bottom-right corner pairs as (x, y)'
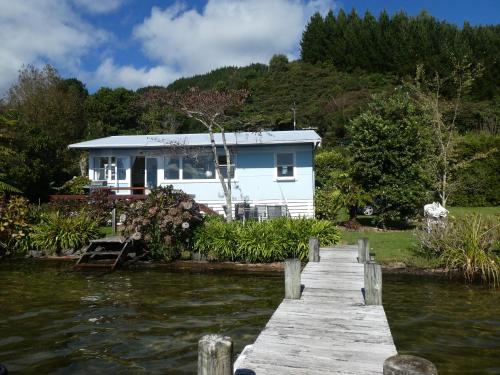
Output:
(383, 274), (500, 375)
(0, 261), (498, 374)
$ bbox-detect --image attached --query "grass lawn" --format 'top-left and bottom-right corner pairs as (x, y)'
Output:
(448, 206), (500, 217)
(99, 226), (113, 237)
(338, 206), (499, 268)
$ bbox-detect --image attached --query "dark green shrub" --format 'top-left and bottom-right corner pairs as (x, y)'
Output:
(349, 92), (432, 224)
(31, 212), (100, 255)
(415, 214), (500, 285)
(193, 217), (340, 262)
(0, 195), (34, 255)
(122, 186), (203, 261)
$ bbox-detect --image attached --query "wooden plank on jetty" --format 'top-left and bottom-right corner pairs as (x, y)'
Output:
(234, 245), (397, 375)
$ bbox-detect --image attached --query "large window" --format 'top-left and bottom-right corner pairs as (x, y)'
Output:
(218, 154), (235, 179)
(276, 153), (294, 178)
(94, 156), (127, 181)
(183, 155), (215, 180)
(164, 157), (180, 180)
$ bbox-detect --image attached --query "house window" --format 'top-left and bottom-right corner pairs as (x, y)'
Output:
(94, 157), (108, 180)
(109, 157), (116, 180)
(218, 154), (235, 179)
(164, 157), (180, 180)
(117, 157), (127, 180)
(276, 153), (294, 178)
(183, 155), (215, 179)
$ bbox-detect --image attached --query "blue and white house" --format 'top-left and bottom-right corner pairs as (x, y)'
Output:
(69, 130), (321, 218)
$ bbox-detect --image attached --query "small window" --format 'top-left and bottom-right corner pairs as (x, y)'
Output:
(218, 154), (235, 179)
(183, 155), (215, 180)
(164, 157), (180, 180)
(94, 157), (108, 180)
(276, 153), (294, 178)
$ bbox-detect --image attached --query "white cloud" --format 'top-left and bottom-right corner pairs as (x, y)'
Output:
(72, 0), (125, 14)
(0, 0), (336, 93)
(133, 0), (336, 77)
(92, 58), (180, 89)
(0, 0), (108, 94)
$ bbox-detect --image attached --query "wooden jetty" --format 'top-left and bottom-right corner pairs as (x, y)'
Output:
(233, 244), (398, 375)
(74, 236), (131, 271)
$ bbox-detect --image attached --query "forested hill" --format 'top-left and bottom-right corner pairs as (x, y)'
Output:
(165, 10), (500, 145)
(300, 9), (500, 99)
(168, 60), (396, 145)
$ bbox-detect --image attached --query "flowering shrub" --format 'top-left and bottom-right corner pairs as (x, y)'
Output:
(122, 186), (203, 261)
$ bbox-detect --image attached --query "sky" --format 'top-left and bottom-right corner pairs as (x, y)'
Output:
(0, 0), (499, 94)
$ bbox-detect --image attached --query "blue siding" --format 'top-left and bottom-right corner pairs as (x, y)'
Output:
(88, 144), (315, 203)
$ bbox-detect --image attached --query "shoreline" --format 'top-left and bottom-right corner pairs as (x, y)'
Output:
(19, 255), (454, 277)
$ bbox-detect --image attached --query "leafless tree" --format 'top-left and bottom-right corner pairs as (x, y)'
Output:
(411, 57), (485, 207)
(141, 87), (249, 221)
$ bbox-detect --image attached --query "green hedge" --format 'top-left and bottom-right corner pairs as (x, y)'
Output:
(193, 217), (340, 262)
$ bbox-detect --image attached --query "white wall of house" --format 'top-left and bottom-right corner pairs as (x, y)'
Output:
(88, 144), (315, 218)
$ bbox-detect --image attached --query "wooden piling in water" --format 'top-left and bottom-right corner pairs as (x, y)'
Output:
(357, 237), (369, 263)
(197, 334), (233, 375)
(383, 354), (438, 375)
(364, 261), (382, 305)
(285, 258), (301, 299)
(308, 237), (320, 262)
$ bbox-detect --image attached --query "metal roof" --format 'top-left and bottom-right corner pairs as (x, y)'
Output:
(68, 130), (321, 149)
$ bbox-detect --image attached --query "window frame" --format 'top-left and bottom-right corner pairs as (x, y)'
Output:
(217, 154), (236, 180)
(274, 152), (296, 181)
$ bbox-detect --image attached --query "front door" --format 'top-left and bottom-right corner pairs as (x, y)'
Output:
(131, 156), (145, 194)
(146, 157), (158, 190)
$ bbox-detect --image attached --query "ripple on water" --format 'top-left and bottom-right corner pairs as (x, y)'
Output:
(0, 262), (283, 374)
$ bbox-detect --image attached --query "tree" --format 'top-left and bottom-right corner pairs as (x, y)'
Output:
(269, 54), (289, 73)
(411, 58), (484, 207)
(315, 149), (369, 224)
(349, 91), (432, 225)
(85, 87), (139, 138)
(3, 65), (87, 200)
(141, 87), (249, 222)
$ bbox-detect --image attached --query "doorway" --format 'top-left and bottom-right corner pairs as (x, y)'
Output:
(131, 156), (145, 194)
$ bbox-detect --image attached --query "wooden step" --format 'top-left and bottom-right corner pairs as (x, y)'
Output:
(84, 251), (122, 256)
(74, 237), (131, 271)
(74, 263), (114, 268)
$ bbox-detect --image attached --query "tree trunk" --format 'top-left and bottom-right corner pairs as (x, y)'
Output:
(207, 126), (232, 222)
(220, 128), (233, 222)
(79, 153), (88, 177)
(348, 205), (357, 220)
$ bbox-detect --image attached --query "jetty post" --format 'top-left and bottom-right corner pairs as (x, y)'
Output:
(198, 334), (233, 375)
(308, 237), (320, 262)
(357, 237), (370, 263)
(284, 258), (301, 299)
(364, 261), (383, 305)
(383, 354), (438, 375)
